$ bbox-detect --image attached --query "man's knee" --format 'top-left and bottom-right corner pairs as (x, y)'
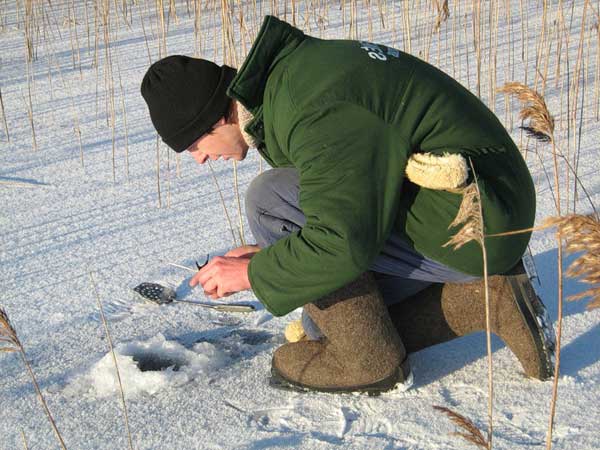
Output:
(245, 168), (299, 219)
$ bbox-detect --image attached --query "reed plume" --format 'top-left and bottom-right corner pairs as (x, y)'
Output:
(497, 82), (555, 142)
(433, 406), (489, 449)
(443, 182), (483, 250)
(544, 214), (600, 310)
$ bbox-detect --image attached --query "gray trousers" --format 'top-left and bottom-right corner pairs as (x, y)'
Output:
(245, 168), (478, 338)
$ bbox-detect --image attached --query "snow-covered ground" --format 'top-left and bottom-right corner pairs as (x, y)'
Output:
(1, 1), (599, 449)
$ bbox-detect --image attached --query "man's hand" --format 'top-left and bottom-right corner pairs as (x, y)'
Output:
(189, 256), (251, 299)
(224, 244), (261, 259)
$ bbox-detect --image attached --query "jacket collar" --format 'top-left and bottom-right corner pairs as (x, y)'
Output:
(227, 15), (305, 111)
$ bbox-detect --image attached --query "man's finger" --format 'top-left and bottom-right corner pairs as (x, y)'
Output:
(189, 271), (202, 287)
(189, 258), (220, 287)
(203, 278), (218, 295)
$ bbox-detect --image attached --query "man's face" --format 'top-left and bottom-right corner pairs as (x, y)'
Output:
(187, 118), (249, 164)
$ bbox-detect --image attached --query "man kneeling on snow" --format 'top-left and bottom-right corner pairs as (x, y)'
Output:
(141, 16), (555, 394)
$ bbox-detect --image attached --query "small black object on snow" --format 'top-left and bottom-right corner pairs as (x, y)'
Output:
(133, 282), (176, 305)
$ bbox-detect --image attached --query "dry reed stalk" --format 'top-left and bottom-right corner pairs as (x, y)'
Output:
(193, 0), (203, 56)
(472, 0), (482, 98)
(0, 0), (5, 30)
(89, 273), (134, 450)
(0, 88), (9, 142)
(566, 1), (590, 211)
(93, 1), (101, 125)
(70, 0), (83, 78)
(156, 0), (167, 58)
(220, 0), (237, 66)
(595, 22), (599, 120)
(207, 161), (239, 246)
(497, 81), (566, 450)
(451, 0), (457, 77)
(540, 21), (555, 97)
(443, 161), (494, 448)
(0, 307), (68, 450)
(211, 0), (218, 61)
(433, 406), (489, 449)
(366, 0), (373, 41)
(93, 0), (99, 68)
(463, 8), (472, 91)
(237, 0), (249, 56)
(101, 0), (117, 181)
(503, 0), (512, 127)
(156, 134), (162, 208)
(436, 0), (449, 67)
(84, 0), (92, 56)
(138, 0), (153, 64)
(67, 1), (76, 70)
(166, 142), (171, 207)
(554, 1), (565, 89)
(24, 0), (34, 62)
(116, 63), (130, 181)
(489, 0), (499, 111)
(75, 113), (84, 169)
(168, 0), (178, 23)
(22, 87), (37, 152)
(433, 0), (449, 33)
(533, 0), (549, 91)
(233, 161), (245, 245)
(20, 429), (29, 450)
(572, 28), (592, 213)
(402, 0), (411, 53)
(291, 0), (297, 26)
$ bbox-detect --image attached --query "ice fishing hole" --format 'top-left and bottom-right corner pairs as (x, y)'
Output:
(131, 350), (187, 372)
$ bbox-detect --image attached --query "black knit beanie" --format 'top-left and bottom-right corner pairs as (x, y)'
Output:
(140, 55), (237, 153)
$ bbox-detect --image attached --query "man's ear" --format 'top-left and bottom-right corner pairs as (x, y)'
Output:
(228, 100), (239, 125)
(214, 117), (227, 128)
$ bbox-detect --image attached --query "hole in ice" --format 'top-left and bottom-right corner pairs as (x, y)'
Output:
(132, 351), (186, 372)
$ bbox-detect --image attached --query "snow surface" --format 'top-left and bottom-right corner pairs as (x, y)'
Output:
(1, 1), (599, 449)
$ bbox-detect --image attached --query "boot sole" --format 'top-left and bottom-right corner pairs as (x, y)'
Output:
(507, 267), (556, 380)
(269, 358), (412, 396)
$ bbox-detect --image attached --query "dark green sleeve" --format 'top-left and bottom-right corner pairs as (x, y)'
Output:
(248, 102), (411, 316)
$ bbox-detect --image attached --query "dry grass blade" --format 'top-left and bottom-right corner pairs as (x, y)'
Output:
(0, 307), (67, 449)
(443, 182), (483, 250)
(21, 429), (29, 450)
(89, 272), (134, 450)
(543, 214), (600, 309)
(433, 406), (490, 449)
(497, 82), (555, 142)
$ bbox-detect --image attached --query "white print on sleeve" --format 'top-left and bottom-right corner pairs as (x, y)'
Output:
(359, 41), (400, 61)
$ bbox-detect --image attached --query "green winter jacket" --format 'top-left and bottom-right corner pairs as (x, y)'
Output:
(227, 16), (536, 316)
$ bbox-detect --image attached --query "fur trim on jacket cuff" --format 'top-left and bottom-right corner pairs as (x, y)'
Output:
(405, 152), (469, 191)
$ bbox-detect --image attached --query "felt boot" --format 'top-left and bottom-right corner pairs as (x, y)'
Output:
(387, 260), (556, 380)
(271, 273), (411, 394)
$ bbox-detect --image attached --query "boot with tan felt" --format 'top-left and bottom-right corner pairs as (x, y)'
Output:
(387, 260), (556, 380)
(271, 273), (412, 394)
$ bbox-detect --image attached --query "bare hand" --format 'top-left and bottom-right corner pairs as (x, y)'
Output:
(189, 256), (251, 299)
(224, 244), (261, 259)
